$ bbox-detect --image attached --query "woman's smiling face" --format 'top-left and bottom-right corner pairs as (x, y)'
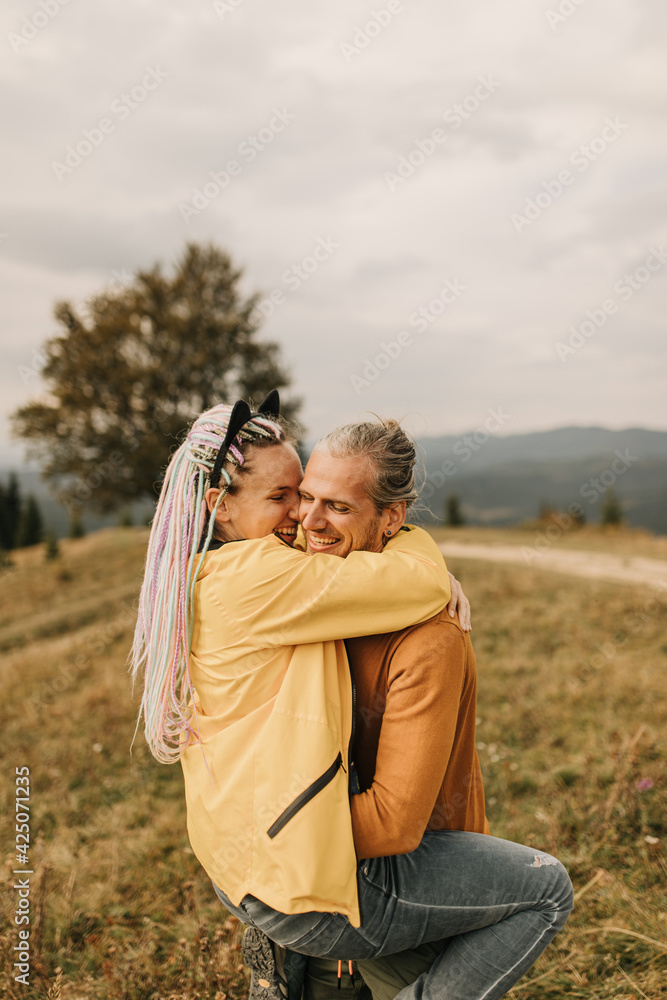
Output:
(206, 441), (303, 544)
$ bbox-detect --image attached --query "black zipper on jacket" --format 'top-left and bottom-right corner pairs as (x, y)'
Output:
(266, 753), (344, 839)
(346, 644), (357, 782)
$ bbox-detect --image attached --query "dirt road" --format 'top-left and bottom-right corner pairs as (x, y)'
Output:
(438, 541), (667, 590)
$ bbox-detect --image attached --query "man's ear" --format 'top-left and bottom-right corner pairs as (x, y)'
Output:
(204, 487), (231, 522)
(384, 501), (407, 536)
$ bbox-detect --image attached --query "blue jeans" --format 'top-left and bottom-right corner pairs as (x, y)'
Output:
(214, 831), (574, 1000)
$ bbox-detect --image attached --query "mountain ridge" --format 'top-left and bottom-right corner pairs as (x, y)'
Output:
(3, 425), (667, 537)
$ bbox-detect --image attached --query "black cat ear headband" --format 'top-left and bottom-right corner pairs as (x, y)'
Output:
(210, 390), (281, 488)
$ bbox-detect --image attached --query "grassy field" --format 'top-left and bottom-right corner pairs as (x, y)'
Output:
(1, 526), (665, 999)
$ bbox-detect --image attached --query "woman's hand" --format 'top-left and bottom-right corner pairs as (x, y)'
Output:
(447, 572), (471, 631)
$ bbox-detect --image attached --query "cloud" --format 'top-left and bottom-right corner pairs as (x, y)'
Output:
(1, 0), (666, 456)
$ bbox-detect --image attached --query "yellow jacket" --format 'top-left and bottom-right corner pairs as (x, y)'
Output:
(180, 526), (450, 927)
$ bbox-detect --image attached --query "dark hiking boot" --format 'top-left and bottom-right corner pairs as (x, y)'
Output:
(242, 925), (289, 1000)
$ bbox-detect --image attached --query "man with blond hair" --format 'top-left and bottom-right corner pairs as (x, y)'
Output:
(229, 417), (572, 1000)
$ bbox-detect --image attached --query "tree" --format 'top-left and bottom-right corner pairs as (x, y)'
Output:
(0, 481), (10, 552)
(44, 529), (60, 560)
(16, 495), (43, 548)
(12, 243), (300, 513)
(601, 488), (623, 526)
(68, 512), (85, 538)
(445, 494), (465, 527)
(0, 473), (21, 550)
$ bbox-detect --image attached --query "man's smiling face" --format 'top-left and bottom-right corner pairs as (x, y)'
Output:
(298, 448), (390, 558)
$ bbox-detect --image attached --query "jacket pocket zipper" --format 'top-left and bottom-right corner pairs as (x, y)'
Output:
(266, 753), (344, 839)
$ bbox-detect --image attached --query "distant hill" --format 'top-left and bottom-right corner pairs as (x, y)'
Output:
(418, 455), (667, 534)
(417, 426), (667, 472)
(0, 468), (155, 539)
(4, 425), (667, 538)
(414, 426), (667, 534)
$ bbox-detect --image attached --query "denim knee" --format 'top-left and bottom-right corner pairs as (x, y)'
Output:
(538, 856), (573, 923)
(556, 861), (574, 916)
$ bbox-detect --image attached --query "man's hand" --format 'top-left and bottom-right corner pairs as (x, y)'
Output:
(447, 572), (471, 631)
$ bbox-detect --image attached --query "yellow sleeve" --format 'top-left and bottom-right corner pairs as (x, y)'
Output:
(209, 526), (450, 645)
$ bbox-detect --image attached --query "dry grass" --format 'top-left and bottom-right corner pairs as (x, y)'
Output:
(0, 527), (665, 999)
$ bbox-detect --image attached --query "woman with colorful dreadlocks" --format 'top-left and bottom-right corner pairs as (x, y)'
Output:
(130, 391), (452, 934)
(131, 392), (573, 1000)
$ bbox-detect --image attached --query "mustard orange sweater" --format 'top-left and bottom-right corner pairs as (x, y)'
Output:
(347, 610), (488, 859)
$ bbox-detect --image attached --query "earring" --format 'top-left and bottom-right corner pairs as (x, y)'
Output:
(385, 530), (392, 537)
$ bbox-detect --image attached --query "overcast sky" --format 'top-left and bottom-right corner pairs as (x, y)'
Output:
(1, 0), (666, 466)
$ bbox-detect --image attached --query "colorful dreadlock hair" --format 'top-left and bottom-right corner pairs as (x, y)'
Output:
(130, 394), (286, 764)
